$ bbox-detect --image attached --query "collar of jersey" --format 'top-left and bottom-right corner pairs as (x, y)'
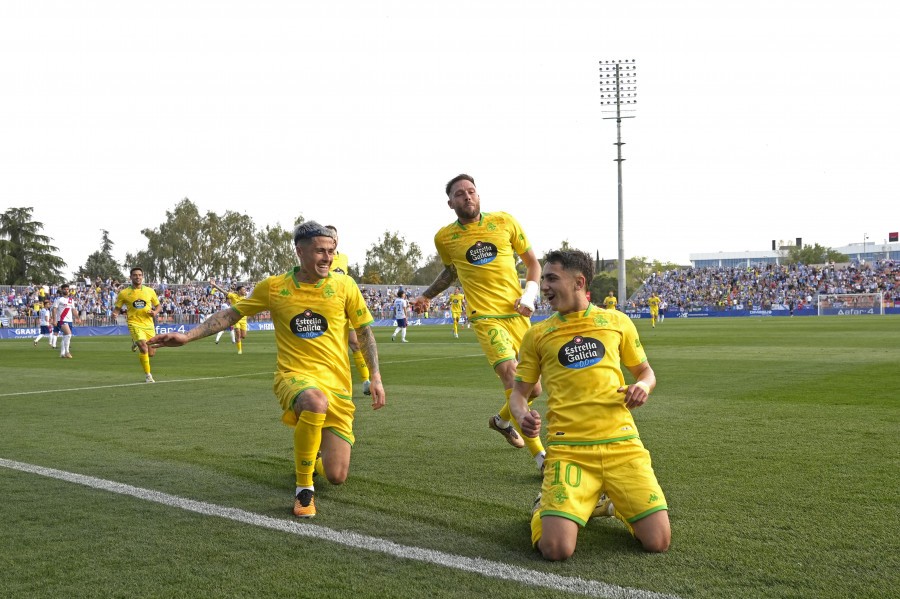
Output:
(290, 266), (330, 288)
(553, 303), (595, 322)
(454, 212), (488, 230)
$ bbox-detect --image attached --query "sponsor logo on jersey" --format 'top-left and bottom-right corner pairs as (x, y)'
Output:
(558, 335), (604, 369)
(291, 309), (328, 339)
(466, 241), (497, 266)
(133, 299), (147, 309)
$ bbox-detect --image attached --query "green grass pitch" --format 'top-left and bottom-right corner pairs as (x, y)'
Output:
(1, 316), (898, 598)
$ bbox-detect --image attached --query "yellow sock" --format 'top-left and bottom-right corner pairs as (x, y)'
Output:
(501, 389), (545, 457)
(236, 340), (242, 351)
(530, 508), (543, 547)
(453, 320), (458, 334)
(352, 350), (370, 381)
(139, 353), (150, 374)
(315, 454), (325, 478)
(498, 390), (513, 422)
(614, 510), (636, 536)
(294, 411), (325, 487)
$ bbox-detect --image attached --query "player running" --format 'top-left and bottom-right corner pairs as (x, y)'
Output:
(112, 267), (162, 382)
(648, 292), (660, 328)
(412, 173), (546, 472)
(603, 291), (617, 310)
(52, 283), (80, 359)
(210, 280), (249, 354)
(510, 249), (670, 560)
(33, 299), (52, 347)
(449, 286), (465, 338)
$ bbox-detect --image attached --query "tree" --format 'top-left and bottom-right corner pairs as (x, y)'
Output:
(590, 272), (617, 304)
(411, 253), (447, 285)
(77, 230), (126, 282)
(249, 223), (296, 281)
(126, 199), (303, 283)
(0, 207), (66, 285)
(625, 256), (653, 299)
(362, 231), (422, 284)
(782, 243), (849, 265)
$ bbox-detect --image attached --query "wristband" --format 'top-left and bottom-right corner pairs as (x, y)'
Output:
(632, 381), (650, 393)
(519, 280), (540, 311)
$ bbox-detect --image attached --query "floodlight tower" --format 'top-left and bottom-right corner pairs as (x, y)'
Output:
(599, 59), (637, 309)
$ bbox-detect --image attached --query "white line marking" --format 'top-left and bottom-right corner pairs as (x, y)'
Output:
(0, 458), (681, 599)
(0, 371), (271, 397)
(0, 354), (485, 398)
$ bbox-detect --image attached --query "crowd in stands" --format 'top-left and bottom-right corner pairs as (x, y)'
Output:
(2, 276), (554, 328)
(627, 259), (900, 312)
(5, 259), (894, 327)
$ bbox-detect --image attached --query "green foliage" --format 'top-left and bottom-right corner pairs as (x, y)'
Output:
(589, 272), (617, 304)
(362, 230), (422, 285)
(125, 199), (302, 283)
(411, 253), (447, 285)
(1, 317), (898, 598)
(77, 230), (126, 282)
(0, 207), (67, 284)
(783, 243), (850, 265)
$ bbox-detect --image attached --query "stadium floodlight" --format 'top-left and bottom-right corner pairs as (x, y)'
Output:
(600, 59), (637, 308)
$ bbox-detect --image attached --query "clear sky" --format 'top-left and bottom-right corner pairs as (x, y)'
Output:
(2, 1), (898, 280)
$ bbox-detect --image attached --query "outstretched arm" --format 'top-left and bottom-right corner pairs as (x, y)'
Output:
(149, 307), (242, 348)
(355, 325), (385, 409)
(412, 264), (457, 313)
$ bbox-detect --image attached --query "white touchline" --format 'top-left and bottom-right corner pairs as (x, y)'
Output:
(0, 355), (485, 398)
(0, 371), (272, 397)
(0, 458), (681, 599)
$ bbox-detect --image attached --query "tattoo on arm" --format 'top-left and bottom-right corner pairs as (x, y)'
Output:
(423, 265), (457, 299)
(356, 326), (379, 376)
(187, 308), (242, 342)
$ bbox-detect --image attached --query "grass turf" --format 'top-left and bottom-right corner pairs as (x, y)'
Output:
(1, 316), (898, 598)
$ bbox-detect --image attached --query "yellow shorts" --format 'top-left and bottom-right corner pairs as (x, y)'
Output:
(471, 315), (530, 369)
(538, 438), (667, 526)
(235, 318), (248, 331)
(128, 323), (155, 343)
(451, 311), (462, 321)
(273, 371), (356, 445)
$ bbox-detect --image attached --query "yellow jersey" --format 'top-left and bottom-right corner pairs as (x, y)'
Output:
(330, 252), (349, 275)
(233, 268), (374, 392)
(115, 285), (160, 328)
(226, 292), (248, 325)
(515, 304), (648, 444)
(603, 295), (617, 310)
(434, 211), (531, 320)
(648, 296), (660, 313)
(449, 293), (465, 315)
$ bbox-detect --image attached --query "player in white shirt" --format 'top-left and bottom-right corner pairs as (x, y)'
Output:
(52, 283), (80, 358)
(391, 290), (410, 343)
(33, 299), (53, 347)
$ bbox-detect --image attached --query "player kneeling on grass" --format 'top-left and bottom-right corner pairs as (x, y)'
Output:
(149, 221), (386, 518)
(509, 249), (670, 560)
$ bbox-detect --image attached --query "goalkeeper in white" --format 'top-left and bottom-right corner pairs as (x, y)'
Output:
(412, 174), (546, 472)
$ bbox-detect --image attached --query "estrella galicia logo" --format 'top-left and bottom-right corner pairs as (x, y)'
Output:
(291, 309), (328, 339)
(133, 299), (147, 309)
(558, 335), (604, 369)
(466, 241), (498, 266)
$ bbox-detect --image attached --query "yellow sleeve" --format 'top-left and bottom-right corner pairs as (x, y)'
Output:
(234, 278), (271, 318)
(514, 326), (541, 384)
